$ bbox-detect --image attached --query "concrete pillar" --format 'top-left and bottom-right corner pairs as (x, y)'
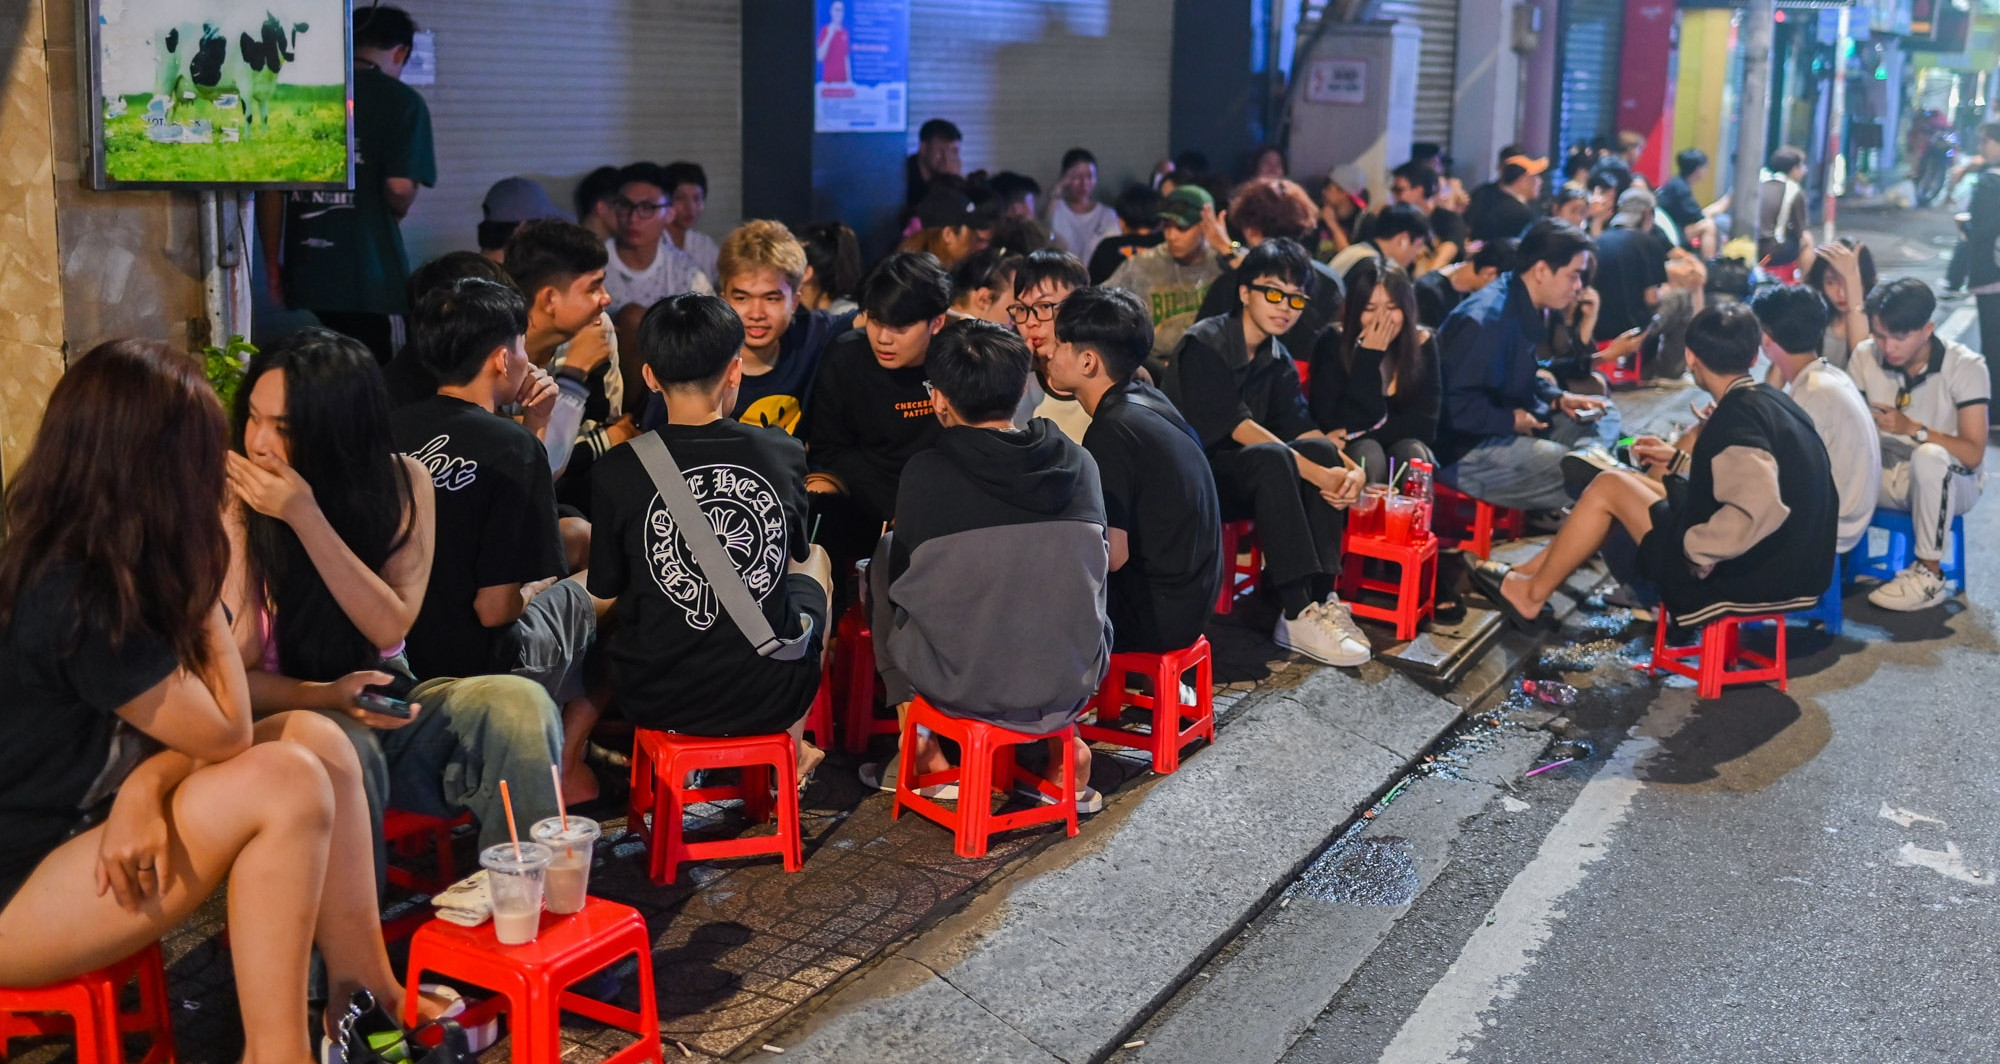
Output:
(1518, 0), (1560, 159)
(1172, 0), (1259, 170)
(1287, 20), (1421, 205)
(0, 0), (70, 478)
(1452, 0), (1524, 187)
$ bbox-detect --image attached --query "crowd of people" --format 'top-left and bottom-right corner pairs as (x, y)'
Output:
(0, 7), (1988, 1058)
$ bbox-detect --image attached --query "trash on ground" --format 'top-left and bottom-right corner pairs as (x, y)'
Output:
(1520, 679), (1578, 706)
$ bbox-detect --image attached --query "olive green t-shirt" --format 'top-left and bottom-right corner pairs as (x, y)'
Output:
(280, 65), (436, 315)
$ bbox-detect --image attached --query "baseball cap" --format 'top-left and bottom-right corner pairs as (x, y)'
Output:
(915, 185), (998, 230)
(481, 177), (567, 224)
(1157, 186), (1215, 227)
(1501, 155), (1550, 176)
(1611, 187), (1657, 228)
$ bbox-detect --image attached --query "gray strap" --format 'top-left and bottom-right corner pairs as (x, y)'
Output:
(630, 433), (811, 660)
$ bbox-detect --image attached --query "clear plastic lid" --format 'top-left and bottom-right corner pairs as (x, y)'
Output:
(529, 816), (602, 847)
(479, 841), (553, 873)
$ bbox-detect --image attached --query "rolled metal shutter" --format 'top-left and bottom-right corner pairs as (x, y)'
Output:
(906, 0), (1173, 195)
(1555, 0), (1625, 157)
(1374, 0), (1459, 148)
(395, 1), (742, 265)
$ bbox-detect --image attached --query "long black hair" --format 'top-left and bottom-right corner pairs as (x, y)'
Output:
(1338, 259), (1424, 392)
(235, 328), (416, 682)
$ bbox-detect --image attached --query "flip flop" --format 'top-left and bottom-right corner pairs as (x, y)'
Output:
(1461, 553), (1539, 632)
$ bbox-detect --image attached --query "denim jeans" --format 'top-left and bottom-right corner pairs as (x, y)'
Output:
(1439, 407), (1623, 512)
(328, 674), (563, 893)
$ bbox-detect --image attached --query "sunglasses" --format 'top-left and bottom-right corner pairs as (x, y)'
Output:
(611, 198), (669, 220)
(1248, 284), (1310, 311)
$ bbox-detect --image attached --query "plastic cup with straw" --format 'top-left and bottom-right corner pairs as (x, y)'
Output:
(531, 765), (601, 915)
(481, 779), (551, 944)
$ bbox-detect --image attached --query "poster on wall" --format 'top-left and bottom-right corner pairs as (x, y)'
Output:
(86, 0), (351, 190)
(814, 0), (908, 134)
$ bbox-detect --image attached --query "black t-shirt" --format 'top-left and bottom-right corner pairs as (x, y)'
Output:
(1656, 177), (1705, 231)
(0, 569), (180, 900)
(588, 421), (819, 733)
(391, 395), (568, 679)
(1591, 227), (1670, 343)
(799, 331), (941, 525)
(1089, 232), (1164, 284)
(1414, 270), (1462, 330)
(1084, 381), (1221, 653)
(731, 307), (855, 434)
(1357, 207), (1466, 257)
(1469, 193), (1538, 246)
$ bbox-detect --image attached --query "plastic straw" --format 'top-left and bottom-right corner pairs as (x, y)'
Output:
(1524, 757), (1575, 778)
(1387, 457), (1397, 490)
(500, 779), (522, 859)
(551, 764), (569, 832)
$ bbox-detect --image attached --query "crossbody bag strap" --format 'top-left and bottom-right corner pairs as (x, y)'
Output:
(630, 433), (811, 660)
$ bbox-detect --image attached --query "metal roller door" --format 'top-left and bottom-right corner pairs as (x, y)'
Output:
(396, 0), (742, 264)
(1555, 0), (1625, 157)
(1374, 0), (1460, 147)
(906, 0), (1173, 193)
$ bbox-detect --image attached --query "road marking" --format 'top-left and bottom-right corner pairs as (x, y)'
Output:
(1894, 841), (1992, 886)
(1939, 305), (1978, 346)
(1879, 801), (1946, 828)
(1375, 734), (1657, 1064)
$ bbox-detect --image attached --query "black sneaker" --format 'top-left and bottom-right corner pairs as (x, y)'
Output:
(1560, 446), (1625, 497)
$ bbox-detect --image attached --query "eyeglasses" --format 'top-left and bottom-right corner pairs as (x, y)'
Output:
(611, 197), (669, 220)
(1006, 300), (1062, 324)
(1248, 284), (1310, 311)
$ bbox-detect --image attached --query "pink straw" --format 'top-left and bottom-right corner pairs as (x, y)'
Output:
(550, 764), (569, 832)
(499, 780), (522, 860)
(1524, 757), (1575, 778)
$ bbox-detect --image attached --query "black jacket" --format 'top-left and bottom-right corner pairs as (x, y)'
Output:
(1309, 325), (1442, 448)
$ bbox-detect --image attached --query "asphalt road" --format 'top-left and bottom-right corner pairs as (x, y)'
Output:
(1273, 206), (2000, 1064)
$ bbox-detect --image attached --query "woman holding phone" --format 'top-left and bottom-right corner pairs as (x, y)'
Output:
(0, 339), (411, 1059)
(226, 328), (560, 884)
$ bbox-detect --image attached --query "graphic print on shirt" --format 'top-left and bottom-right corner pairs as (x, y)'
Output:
(741, 394), (804, 434)
(405, 434), (478, 491)
(646, 463), (787, 630)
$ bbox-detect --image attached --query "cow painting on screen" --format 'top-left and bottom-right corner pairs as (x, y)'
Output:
(151, 13), (310, 139)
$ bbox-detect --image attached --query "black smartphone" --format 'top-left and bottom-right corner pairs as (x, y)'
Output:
(356, 690), (415, 719)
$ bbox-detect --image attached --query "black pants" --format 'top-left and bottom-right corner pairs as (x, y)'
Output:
(1979, 294), (2000, 399)
(1346, 437), (1437, 487)
(312, 310), (398, 365)
(1208, 437), (1345, 589)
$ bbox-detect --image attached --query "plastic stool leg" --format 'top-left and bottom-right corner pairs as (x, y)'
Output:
(1151, 656), (1180, 773)
(956, 729), (993, 859)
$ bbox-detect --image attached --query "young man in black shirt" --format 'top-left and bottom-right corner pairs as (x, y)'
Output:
(717, 221), (856, 433)
(391, 279), (599, 723)
(1168, 239), (1372, 667)
(800, 253), (951, 577)
(1045, 286), (1221, 653)
(583, 294), (833, 791)
(1415, 238), (1515, 330)
(1087, 184), (1166, 284)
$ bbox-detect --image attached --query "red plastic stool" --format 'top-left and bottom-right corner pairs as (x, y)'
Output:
(1432, 484), (1524, 560)
(893, 696), (1079, 858)
(1642, 610), (1789, 699)
(1078, 637), (1215, 774)
(402, 897), (661, 1064)
(627, 729), (802, 885)
(1337, 530), (1439, 640)
(1215, 520), (1264, 615)
(1594, 338), (1643, 388)
(0, 943), (174, 1064)
(383, 810), (474, 894)
(832, 603), (896, 754)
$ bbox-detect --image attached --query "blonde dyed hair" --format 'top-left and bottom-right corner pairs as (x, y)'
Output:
(718, 219), (809, 290)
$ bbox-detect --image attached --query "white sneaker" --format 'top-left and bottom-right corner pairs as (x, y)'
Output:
(1868, 563), (1950, 612)
(1274, 602), (1372, 667)
(1321, 593), (1372, 648)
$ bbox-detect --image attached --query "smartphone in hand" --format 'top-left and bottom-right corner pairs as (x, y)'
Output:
(357, 690), (416, 719)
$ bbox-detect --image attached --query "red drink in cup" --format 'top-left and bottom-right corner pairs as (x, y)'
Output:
(1384, 495), (1419, 544)
(1353, 485), (1391, 537)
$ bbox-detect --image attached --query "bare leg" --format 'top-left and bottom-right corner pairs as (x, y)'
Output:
(1501, 471), (1661, 616)
(255, 712), (405, 1028)
(560, 519), (591, 576)
(1042, 733), (1092, 793)
(558, 693), (605, 806)
(0, 742), (334, 1064)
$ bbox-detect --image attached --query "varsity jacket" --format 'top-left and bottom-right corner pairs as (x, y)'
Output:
(1652, 378), (1837, 625)
(870, 419), (1111, 734)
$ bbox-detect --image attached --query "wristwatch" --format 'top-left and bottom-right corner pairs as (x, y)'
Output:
(1915, 426), (1930, 444)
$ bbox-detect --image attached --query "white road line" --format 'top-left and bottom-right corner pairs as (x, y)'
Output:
(1375, 734), (1658, 1064)
(1939, 305), (1978, 346)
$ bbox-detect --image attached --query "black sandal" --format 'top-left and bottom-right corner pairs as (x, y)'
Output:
(1461, 553), (1539, 632)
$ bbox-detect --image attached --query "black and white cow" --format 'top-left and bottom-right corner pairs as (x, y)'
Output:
(152, 14), (311, 139)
